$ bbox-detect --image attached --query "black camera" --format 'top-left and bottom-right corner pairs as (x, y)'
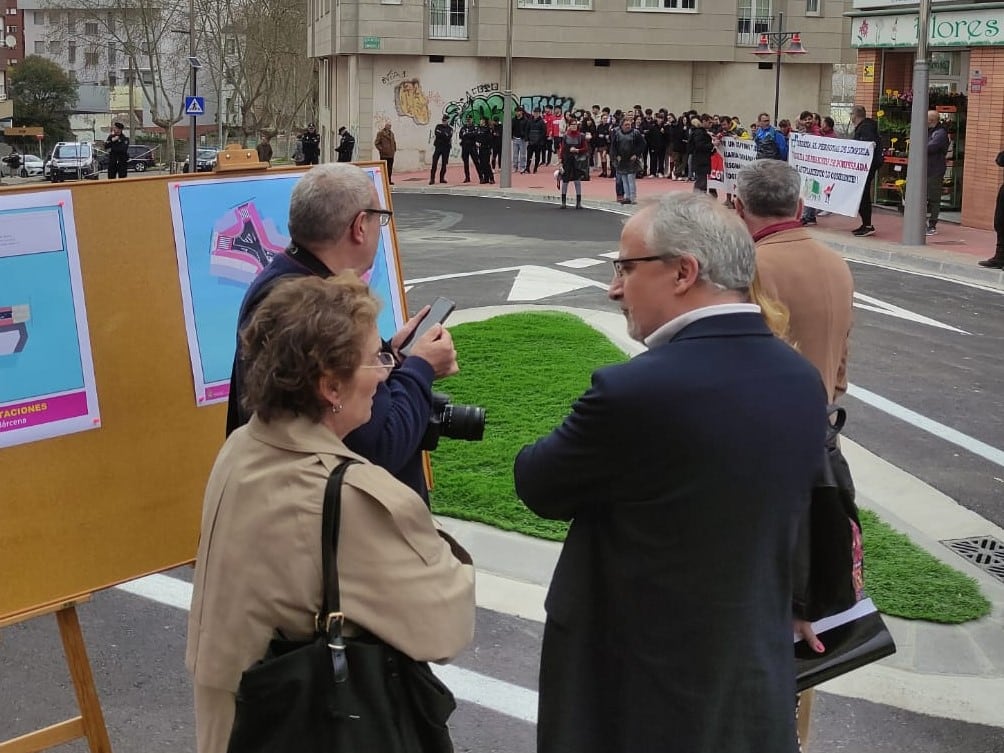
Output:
(420, 392), (485, 451)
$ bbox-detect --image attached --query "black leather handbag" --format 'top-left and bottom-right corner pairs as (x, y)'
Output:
(226, 460), (457, 753)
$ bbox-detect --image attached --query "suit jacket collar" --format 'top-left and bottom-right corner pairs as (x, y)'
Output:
(667, 311), (774, 344)
(245, 413), (368, 470)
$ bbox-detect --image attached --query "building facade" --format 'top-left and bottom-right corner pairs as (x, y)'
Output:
(308, 0), (854, 169)
(849, 0), (1004, 229)
(0, 0), (25, 121)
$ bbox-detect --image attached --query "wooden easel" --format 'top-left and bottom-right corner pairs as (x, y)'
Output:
(0, 598), (112, 753)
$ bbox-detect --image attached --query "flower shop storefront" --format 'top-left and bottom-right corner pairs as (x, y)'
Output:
(850, 3), (1004, 230)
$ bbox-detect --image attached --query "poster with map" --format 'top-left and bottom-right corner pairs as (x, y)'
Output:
(0, 190), (101, 448)
(168, 166), (405, 406)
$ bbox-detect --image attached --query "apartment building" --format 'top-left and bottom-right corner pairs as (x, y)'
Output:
(0, 0), (25, 119)
(308, 0), (854, 169)
(18, 0), (224, 137)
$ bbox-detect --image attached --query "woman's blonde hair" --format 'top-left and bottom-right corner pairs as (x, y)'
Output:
(750, 273), (791, 342)
(240, 273), (379, 423)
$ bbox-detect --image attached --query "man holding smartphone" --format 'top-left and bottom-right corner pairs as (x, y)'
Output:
(226, 163), (458, 500)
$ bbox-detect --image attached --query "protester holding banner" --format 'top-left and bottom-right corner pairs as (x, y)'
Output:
(926, 111), (950, 237)
(850, 105), (883, 237)
(688, 116), (715, 194)
(754, 113), (788, 162)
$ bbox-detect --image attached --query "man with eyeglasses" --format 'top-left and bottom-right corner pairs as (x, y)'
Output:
(226, 162), (458, 500)
(514, 192), (828, 753)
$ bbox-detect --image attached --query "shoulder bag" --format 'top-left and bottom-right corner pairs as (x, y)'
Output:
(793, 406), (896, 691)
(226, 460), (458, 753)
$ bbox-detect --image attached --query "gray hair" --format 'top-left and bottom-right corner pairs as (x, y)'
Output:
(288, 163), (375, 247)
(851, 105), (867, 120)
(640, 192), (755, 292)
(735, 159), (801, 219)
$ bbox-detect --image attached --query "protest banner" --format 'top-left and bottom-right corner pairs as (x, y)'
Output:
(708, 137), (757, 194)
(788, 134), (875, 217)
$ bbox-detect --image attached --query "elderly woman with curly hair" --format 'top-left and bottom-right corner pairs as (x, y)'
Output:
(187, 274), (476, 753)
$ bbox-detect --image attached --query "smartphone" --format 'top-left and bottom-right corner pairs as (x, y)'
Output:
(399, 297), (456, 357)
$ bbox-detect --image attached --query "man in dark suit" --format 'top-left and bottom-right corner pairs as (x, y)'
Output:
(514, 192), (828, 753)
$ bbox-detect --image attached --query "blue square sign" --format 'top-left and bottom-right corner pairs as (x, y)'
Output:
(184, 96), (205, 117)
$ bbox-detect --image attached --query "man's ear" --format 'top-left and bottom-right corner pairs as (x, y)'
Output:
(795, 197), (804, 220)
(733, 196), (746, 219)
(675, 254), (702, 292)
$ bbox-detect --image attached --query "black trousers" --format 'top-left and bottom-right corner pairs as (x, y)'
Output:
(858, 166), (879, 226)
(478, 146), (493, 182)
(527, 143), (544, 171)
(431, 147), (450, 180)
(108, 154), (128, 179)
(649, 148), (667, 177)
(461, 145), (477, 180)
(383, 156), (395, 183)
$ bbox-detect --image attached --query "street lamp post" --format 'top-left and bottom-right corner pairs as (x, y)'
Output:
(752, 13), (807, 125)
(902, 0), (933, 246)
(500, 0), (515, 189)
(188, 55), (201, 171)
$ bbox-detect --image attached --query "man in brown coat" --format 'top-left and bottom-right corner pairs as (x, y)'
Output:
(734, 158), (855, 750)
(374, 122), (398, 184)
(735, 159), (854, 403)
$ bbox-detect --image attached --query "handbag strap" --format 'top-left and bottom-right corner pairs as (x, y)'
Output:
(318, 459), (360, 636)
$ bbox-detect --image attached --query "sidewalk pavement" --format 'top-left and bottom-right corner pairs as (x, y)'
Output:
(391, 165), (1004, 291)
(436, 304), (1004, 729)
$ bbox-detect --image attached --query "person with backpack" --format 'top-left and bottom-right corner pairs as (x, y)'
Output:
(753, 113), (788, 162)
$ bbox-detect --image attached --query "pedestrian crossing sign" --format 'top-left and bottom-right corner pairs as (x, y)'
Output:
(184, 96), (205, 117)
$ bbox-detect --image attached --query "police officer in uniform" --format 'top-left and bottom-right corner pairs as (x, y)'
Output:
(300, 123), (321, 165)
(459, 115), (478, 184)
(430, 115), (453, 185)
(104, 121), (130, 179)
(476, 117), (494, 184)
(335, 126), (355, 162)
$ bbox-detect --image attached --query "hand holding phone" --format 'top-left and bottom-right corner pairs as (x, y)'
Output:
(397, 297), (456, 358)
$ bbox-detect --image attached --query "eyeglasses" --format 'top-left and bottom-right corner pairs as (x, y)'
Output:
(360, 351), (396, 371)
(611, 255), (668, 277)
(363, 208), (393, 226)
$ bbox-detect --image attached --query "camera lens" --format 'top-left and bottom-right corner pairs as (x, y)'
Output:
(441, 404), (486, 441)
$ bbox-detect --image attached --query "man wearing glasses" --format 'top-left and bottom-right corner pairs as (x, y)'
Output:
(226, 162), (458, 500)
(514, 192), (827, 753)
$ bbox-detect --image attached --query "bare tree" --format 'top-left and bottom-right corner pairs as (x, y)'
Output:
(44, 0), (191, 166)
(194, 0), (315, 147)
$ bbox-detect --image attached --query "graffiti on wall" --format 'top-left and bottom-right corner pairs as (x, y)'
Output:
(441, 84), (576, 126)
(394, 79), (431, 125)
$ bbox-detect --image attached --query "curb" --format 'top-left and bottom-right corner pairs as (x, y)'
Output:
(392, 185), (1004, 292)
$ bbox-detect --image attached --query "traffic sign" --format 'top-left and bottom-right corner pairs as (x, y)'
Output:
(184, 96), (205, 117)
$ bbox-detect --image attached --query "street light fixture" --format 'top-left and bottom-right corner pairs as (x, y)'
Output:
(751, 13), (806, 125)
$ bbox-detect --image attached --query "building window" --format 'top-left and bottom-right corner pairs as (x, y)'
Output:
(84, 21), (98, 35)
(67, 13), (75, 32)
(47, 40), (61, 54)
(84, 51), (99, 66)
(805, 0), (819, 15)
(33, 10), (43, 24)
(5, 8), (15, 15)
(33, 40), (42, 53)
(736, 0), (772, 46)
(108, 72), (116, 86)
(517, 0), (591, 7)
(68, 41), (76, 63)
(108, 43), (116, 63)
(224, 37), (236, 55)
(429, 0), (469, 38)
(5, 25), (16, 33)
(628, 0), (696, 10)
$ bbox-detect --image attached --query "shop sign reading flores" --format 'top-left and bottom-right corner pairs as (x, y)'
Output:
(852, 9), (1004, 48)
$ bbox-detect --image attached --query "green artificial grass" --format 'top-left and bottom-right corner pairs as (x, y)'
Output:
(429, 312), (626, 540)
(430, 312), (990, 623)
(859, 509), (991, 623)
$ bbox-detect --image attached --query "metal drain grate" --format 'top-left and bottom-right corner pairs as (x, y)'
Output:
(942, 536), (1004, 583)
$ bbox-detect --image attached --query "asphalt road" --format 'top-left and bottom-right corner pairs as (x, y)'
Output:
(3, 193), (1003, 753)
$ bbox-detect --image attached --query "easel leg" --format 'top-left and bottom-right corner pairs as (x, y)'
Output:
(56, 606), (113, 753)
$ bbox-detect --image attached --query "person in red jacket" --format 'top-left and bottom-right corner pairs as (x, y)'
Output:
(558, 118), (590, 209)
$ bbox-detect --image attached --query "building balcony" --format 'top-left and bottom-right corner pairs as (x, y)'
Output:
(736, 14), (773, 47)
(429, 0), (468, 40)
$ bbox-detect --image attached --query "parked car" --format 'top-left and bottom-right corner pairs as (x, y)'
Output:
(18, 154), (45, 177)
(47, 142), (99, 182)
(95, 144), (158, 172)
(182, 148), (219, 173)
